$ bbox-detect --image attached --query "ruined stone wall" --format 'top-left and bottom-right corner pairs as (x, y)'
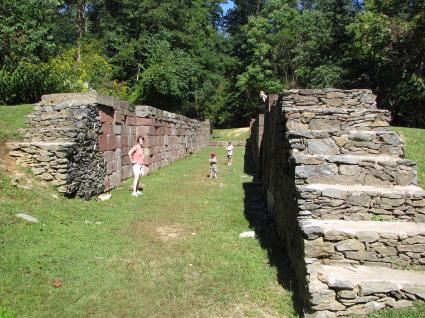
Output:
(8, 93), (210, 198)
(248, 114), (264, 175)
(258, 89), (425, 317)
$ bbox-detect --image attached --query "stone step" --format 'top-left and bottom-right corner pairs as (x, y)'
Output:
(21, 127), (81, 141)
(283, 107), (391, 132)
(306, 264), (425, 317)
(297, 183), (425, 222)
(281, 88), (377, 109)
(287, 130), (404, 157)
(294, 154), (417, 187)
(300, 219), (425, 269)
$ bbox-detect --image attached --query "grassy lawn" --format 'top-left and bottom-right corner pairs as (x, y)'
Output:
(392, 127), (425, 188)
(0, 105), (33, 143)
(0, 146), (297, 317)
(212, 128), (250, 142)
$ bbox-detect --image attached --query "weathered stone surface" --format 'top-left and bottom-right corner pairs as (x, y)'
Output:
(359, 281), (399, 295)
(305, 238), (334, 257)
(253, 88), (425, 317)
(335, 239), (365, 252)
(309, 119), (340, 130)
(307, 139), (340, 155)
(10, 93), (210, 199)
(295, 164), (338, 179)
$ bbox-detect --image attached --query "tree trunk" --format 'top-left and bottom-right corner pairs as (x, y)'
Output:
(76, 0), (86, 62)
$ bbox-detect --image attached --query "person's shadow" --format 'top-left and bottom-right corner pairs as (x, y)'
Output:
(243, 139), (302, 316)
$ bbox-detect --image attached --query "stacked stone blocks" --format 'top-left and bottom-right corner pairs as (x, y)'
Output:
(257, 89), (425, 317)
(249, 114), (264, 175)
(8, 93), (210, 198)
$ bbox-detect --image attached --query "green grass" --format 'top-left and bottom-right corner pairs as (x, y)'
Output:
(212, 128), (250, 141)
(0, 105), (33, 143)
(0, 147), (297, 317)
(367, 302), (425, 318)
(392, 127), (425, 188)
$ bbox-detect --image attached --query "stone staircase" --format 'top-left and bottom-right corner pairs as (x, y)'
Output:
(261, 89), (425, 317)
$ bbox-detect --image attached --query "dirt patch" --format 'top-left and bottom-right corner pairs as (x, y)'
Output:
(131, 219), (185, 241)
(0, 142), (17, 174)
(0, 142), (48, 190)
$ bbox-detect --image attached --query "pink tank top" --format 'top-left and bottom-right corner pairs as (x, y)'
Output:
(131, 145), (144, 164)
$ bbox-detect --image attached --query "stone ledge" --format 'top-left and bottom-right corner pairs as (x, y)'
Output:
(288, 130), (404, 156)
(317, 264), (425, 290)
(302, 219), (425, 238)
(306, 265), (425, 316)
(283, 107), (391, 132)
(294, 154), (417, 187)
(297, 183), (425, 222)
(300, 183), (425, 197)
(301, 220), (425, 268)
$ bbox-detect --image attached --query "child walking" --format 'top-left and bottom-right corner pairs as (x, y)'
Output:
(128, 136), (145, 197)
(209, 152), (218, 179)
(226, 142), (234, 165)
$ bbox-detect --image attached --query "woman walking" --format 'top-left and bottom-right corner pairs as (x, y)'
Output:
(128, 136), (145, 197)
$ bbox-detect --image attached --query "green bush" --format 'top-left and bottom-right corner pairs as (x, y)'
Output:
(0, 43), (114, 105)
(48, 44), (113, 92)
(0, 62), (69, 105)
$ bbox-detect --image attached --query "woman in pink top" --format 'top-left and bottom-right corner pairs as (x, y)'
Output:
(128, 136), (145, 197)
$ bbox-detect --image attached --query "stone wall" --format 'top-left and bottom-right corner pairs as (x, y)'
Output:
(8, 93), (210, 198)
(248, 114), (264, 175)
(256, 89), (425, 317)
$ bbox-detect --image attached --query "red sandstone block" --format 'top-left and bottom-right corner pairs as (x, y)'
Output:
(100, 108), (114, 123)
(121, 165), (132, 181)
(128, 126), (136, 136)
(116, 135), (122, 148)
(121, 135), (129, 147)
(128, 116), (138, 126)
(99, 135), (108, 151)
(104, 177), (111, 191)
(103, 151), (114, 163)
(136, 118), (153, 126)
(122, 155), (131, 166)
(121, 126), (130, 135)
(114, 110), (122, 124)
(102, 123), (113, 134)
(136, 126), (150, 136)
(99, 134), (117, 151)
(107, 161), (114, 174)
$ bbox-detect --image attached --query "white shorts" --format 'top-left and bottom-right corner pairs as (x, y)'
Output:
(132, 164), (146, 176)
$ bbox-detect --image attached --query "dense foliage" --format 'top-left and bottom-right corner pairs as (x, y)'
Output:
(226, 0), (425, 126)
(0, 0), (424, 126)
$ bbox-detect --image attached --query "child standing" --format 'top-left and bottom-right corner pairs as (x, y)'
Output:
(226, 142), (234, 165)
(128, 136), (145, 197)
(209, 152), (218, 179)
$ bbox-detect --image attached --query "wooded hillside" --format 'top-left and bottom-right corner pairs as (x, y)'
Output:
(1, 0), (424, 127)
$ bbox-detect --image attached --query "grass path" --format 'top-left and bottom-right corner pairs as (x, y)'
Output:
(0, 146), (297, 318)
